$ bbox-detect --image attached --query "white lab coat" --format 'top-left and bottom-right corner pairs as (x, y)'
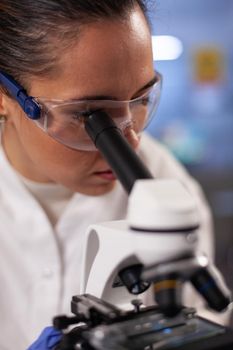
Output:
(0, 133), (218, 350)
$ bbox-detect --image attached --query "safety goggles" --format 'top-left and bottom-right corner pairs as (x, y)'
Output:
(0, 71), (162, 151)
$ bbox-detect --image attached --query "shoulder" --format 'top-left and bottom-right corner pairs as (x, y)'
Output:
(138, 132), (212, 224)
(138, 132), (191, 179)
(138, 132), (171, 162)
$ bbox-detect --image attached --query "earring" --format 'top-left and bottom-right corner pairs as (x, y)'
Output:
(0, 115), (6, 124)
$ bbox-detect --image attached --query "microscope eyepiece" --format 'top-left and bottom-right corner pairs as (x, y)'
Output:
(84, 111), (153, 193)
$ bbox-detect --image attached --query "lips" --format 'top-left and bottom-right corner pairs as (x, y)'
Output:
(94, 169), (116, 181)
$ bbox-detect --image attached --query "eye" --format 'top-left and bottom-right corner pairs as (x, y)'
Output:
(132, 96), (150, 108)
(72, 108), (104, 121)
(71, 110), (92, 121)
(141, 96), (150, 106)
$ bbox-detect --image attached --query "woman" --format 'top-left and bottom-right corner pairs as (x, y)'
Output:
(0, 1), (215, 349)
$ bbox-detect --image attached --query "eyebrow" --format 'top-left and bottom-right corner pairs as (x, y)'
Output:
(135, 75), (158, 95)
(69, 74), (158, 101)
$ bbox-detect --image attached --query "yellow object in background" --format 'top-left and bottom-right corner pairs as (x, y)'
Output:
(194, 48), (225, 84)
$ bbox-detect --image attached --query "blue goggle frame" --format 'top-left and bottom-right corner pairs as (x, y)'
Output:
(0, 71), (41, 119)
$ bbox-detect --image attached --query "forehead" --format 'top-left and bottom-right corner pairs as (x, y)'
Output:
(30, 7), (154, 100)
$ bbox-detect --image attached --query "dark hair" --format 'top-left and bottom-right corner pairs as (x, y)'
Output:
(0, 0), (149, 87)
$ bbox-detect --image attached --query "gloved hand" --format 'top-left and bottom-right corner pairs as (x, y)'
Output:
(27, 326), (62, 350)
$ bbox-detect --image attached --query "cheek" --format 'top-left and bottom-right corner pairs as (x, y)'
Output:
(16, 111), (98, 178)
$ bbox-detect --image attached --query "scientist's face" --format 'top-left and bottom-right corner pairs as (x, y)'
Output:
(1, 6), (155, 195)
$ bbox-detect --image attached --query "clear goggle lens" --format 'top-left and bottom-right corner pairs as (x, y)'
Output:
(35, 77), (161, 151)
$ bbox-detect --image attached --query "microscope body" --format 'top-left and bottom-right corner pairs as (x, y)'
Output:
(80, 179), (199, 310)
(55, 178), (232, 350)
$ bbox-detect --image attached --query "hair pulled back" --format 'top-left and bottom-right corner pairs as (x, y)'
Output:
(0, 0), (148, 87)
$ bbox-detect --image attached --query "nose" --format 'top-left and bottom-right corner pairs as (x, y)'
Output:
(115, 106), (141, 150)
(123, 123), (140, 150)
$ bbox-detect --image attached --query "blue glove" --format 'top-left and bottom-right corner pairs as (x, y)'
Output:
(27, 326), (62, 350)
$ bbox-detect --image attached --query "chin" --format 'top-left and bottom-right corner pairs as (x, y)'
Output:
(70, 180), (117, 196)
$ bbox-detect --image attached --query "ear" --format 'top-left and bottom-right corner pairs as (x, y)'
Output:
(0, 88), (17, 122)
(0, 88), (8, 116)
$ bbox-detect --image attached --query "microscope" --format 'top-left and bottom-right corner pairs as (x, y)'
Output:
(53, 111), (233, 350)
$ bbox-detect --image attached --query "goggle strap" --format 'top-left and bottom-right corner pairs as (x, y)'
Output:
(0, 71), (41, 120)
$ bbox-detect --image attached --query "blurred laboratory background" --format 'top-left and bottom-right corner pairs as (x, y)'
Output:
(146, 0), (233, 295)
